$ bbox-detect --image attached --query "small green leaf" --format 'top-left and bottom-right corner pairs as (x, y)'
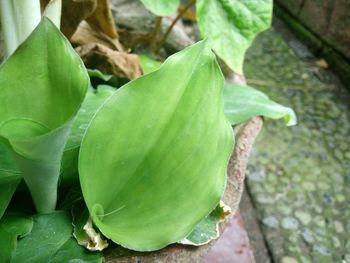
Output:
(139, 54), (163, 74)
(224, 84), (297, 126)
(179, 201), (231, 246)
(12, 211), (103, 263)
(61, 85), (115, 186)
(140, 0), (180, 16)
(87, 69), (127, 88)
(197, 0), (273, 74)
(79, 41), (234, 251)
(0, 18), (88, 213)
(88, 69), (114, 82)
(0, 215), (33, 263)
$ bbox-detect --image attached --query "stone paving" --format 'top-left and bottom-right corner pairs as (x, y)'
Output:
(244, 19), (350, 263)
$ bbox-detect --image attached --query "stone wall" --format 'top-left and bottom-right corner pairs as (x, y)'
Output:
(275, 0), (350, 61)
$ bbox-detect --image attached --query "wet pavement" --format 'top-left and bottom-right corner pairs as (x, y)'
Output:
(203, 213), (255, 263)
(244, 18), (350, 263)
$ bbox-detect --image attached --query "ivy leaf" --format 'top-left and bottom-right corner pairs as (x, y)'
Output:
(12, 211), (103, 263)
(224, 84), (297, 126)
(60, 85), (115, 186)
(79, 40), (234, 251)
(0, 18), (88, 213)
(197, 0), (273, 74)
(0, 215), (33, 263)
(140, 0), (180, 16)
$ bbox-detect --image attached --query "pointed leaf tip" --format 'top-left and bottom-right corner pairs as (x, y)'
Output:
(79, 41), (233, 251)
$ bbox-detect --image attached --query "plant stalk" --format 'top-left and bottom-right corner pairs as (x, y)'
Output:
(0, 0), (43, 57)
(156, 0), (196, 51)
(150, 16), (163, 53)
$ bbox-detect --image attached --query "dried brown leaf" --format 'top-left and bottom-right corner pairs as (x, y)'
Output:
(76, 43), (143, 80)
(71, 21), (123, 51)
(62, 0), (97, 38)
(86, 0), (118, 39)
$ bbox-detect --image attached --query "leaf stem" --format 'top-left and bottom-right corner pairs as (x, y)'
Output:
(0, 0), (41, 57)
(150, 16), (163, 53)
(156, 0), (196, 51)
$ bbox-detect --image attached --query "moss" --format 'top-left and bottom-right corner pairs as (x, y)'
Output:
(274, 3), (350, 87)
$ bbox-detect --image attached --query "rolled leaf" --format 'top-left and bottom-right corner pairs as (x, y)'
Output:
(140, 0), (180, 16)
(79, 40), (234, 251)
(224, 84), (297, 126)
(0, 18), (89, 213)
(197, 0), (272, 74)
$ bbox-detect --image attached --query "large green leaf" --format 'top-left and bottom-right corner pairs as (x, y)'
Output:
(140, 0), (180, 16)
(224, 84), (297, 126)
(12, 211), (103, 263)
(61, 85), (115, 186)
(79, 41), (234, 251)
(0, 18), (88, 213)
(0, 215), (33, 263)
(197, 0), (273, 74)
(0, 144), (21, 219)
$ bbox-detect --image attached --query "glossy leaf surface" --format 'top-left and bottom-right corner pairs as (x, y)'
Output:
(197, 0), (272, 74)
(79, 41), (234, 251)
(140, 0), (180, 16)
(224, 84), (297, 126)
(0, 18), (88, 213)
(12, 211), (102, 263)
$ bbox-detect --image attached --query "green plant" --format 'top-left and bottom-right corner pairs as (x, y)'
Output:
(142, 0), (272, 74)
(0, 0), (296, 261)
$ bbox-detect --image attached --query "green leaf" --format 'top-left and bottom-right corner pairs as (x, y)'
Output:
(0, 215), (33, 263)
(139, 54), (163, 74)
(224, 84), (297, 126)
(179, 201), (231, 246)
(197, 0), (273, 74)
(87, 69), (114, 82)
(61, 85), (115, 186)
(140, 0), (180, 16)
(79, 40), (234, 251)
(12, 211), (103, 263)
(87, 69), (127, 88)
(0, 144), (21, 219)
(0, 18), (88, 213)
